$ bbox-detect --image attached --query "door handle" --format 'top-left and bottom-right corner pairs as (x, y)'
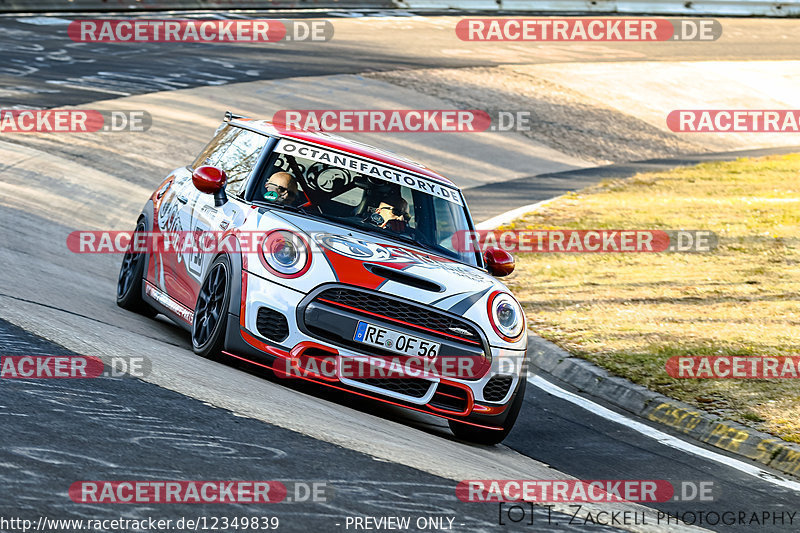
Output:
(177, 195), (188, 204)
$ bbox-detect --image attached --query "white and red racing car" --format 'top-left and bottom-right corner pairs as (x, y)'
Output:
(117, 112), (527, 444)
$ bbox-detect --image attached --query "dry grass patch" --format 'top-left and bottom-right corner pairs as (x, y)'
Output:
(503, 154), (800, 441)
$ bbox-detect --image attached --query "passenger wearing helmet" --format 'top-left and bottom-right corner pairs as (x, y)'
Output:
(264, 172), (298, 205)
(369, 195), (410, 232)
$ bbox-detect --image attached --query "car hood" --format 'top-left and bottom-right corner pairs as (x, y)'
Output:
(267, 210), (502, 311)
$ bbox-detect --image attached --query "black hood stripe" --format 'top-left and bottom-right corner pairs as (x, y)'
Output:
(447, 286), (492, 315)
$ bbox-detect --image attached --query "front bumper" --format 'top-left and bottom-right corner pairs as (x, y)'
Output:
(224, 271), (527, 429)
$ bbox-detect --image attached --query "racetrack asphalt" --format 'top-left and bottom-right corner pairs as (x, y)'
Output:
(3, 12), (800, 109)
(2, 318), (621, 533)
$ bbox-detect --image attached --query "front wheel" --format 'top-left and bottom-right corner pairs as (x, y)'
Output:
(116, 219), (157, 317)
(192, 255), (232, 361)
(448, 377), (526, 445)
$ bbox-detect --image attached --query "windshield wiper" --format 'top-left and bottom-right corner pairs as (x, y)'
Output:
(252, 201), (312, 215)
(256, 205), (463, 260)
(306, 211), (373, 234)
(388, 232), (446, 256)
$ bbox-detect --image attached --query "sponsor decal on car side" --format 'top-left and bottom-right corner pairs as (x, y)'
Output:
(312, 233), (490, 282)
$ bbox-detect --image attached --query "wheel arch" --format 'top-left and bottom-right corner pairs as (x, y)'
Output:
(137, 200), (154, 304)
(210, 235), (243, 319)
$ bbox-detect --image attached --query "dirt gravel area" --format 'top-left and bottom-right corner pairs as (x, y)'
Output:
(367, 66), (708, 165)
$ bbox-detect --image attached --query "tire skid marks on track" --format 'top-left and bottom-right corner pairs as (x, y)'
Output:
(14, 380), (289, 461)
(2, 18), (263, 99)
(45, 70), (240, 97)
(1, 377), (606, 532)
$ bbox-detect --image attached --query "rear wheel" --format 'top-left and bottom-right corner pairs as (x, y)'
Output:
(116, 219), (157, 317)
(192, 255), (232, 361)
(448, 377), (526, 445)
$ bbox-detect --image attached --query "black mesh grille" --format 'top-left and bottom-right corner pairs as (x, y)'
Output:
(429, 383), (469, 413)
(483, 375), (513, 401)
(315, 287), (481, 344)
(351, 378), (432, 399)
(256, 307), (289, 342)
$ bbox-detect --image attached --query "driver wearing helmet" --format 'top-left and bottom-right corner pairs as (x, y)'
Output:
(264, 172), (298, 205)
(370, 195), (410, 232)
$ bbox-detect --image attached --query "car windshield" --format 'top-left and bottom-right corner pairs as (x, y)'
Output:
(252, 140), (479, 266)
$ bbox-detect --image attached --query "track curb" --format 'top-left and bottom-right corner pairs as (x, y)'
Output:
(527, 334), (800, 479)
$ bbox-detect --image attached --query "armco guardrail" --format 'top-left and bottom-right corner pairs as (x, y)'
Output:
(394, 0), (800, 16)
(1, 0), (799, 14)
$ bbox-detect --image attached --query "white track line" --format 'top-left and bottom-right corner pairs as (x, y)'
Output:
(528, 375), (800, 493)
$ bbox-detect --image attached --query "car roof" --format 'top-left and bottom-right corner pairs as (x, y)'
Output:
(230, 117), (457, 188)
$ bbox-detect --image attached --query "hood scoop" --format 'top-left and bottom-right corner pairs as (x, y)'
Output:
(364, 263), (444, 293)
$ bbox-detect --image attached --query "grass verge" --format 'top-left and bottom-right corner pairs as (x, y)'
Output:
(503, 154), (800, 441)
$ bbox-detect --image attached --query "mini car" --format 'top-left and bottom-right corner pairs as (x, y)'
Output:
(117, 112), (527, 444)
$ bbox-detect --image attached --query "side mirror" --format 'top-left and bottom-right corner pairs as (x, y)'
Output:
(484, 247), (515, 277)
(192, 165), (228, 207)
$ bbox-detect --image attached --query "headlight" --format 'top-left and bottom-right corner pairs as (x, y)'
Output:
(487, 291), (525, 341)
(260, 230), (311, 278)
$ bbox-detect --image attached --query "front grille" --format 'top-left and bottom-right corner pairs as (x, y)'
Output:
(429, 383), (469, 413)
(256, 307), (289, 342)
(315, 287), (482, 344)
(351, 378), (432, 399)
(483, 375), (513, 401)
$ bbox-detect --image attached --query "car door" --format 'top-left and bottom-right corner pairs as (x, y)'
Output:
(151, 168), (200, 308)
(172, 125), (271, 308)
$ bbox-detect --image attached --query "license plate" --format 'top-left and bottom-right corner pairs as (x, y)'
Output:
(353, 321), (440, 359)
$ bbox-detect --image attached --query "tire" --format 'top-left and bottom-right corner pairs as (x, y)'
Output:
(192, 255), (232, 361)
(116, 219), (157, 318)
(448, 376), (527, 445)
